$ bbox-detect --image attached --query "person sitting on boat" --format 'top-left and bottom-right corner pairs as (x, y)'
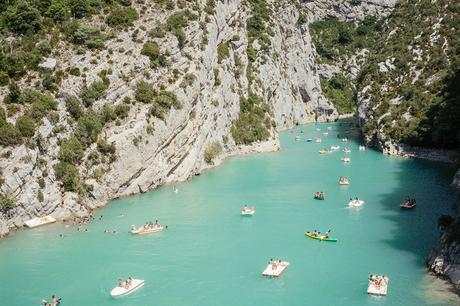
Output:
(312, 230), (318, 237)
(127, 277), (133, 287)
(324, 230), (331, 239)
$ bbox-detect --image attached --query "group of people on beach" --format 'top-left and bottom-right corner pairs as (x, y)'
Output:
(118, 277), (134, 289)
(41, 295), (61, 306)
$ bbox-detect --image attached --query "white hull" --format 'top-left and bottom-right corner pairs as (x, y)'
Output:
(241, 208), (255, 216)
(131, 226), (163, 235)
(111, 279), (144, 297)
(24, 216), (56, 228)
(262, 261), (290, 277)
(348, 200), (364, 207)
(367, 276), (389, 296)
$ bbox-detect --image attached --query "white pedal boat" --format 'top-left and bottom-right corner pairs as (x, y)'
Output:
(24, 215), (56, 228)
(341, 138), (348, 142)
(367, 275), (389, 296)
(110, 279), (144, 297)
(348, 200), (364, 207)
(343, 148), (351, 153)
(315, 138), (322, 143)
(359, 145), (366, 151)
(262, 261), (290, 277)
(330, 145), (340, 151)
(130, 225), (163, 235)
(339, 178), (350, 185)
(241, 207), (255, 216)
(295, 136), (300, 141)
(323, 132), (329, 136)
(341, 157), (351, 163)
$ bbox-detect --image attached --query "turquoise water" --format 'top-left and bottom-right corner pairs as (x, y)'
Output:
(0, 122), (459, 306)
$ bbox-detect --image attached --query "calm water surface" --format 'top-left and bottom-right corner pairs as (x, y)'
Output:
(0, 122), (459, 306)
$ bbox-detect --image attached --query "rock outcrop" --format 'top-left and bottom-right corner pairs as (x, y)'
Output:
(427, 234), (460, 292)
(302, 0), (396, 21)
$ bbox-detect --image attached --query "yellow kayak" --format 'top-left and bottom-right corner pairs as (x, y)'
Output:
(305, 232), (337, 242)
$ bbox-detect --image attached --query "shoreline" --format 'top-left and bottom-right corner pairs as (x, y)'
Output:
(379, 140), (458, 164)
(0, 138), (281, 239)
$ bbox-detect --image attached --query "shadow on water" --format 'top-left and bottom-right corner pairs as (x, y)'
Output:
(337, 120), (460, 299)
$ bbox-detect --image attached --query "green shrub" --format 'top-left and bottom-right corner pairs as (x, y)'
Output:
(5, 1), (42, 34)
(0, 124), (22, 146)
(54, 161), (83, 192)
(246, 0), (272, 63)
(99, 104), (117, 125)
(69, 67), (81, 76)
(37, 190), (44, 202)
(213, 68), (221, 86)
(0, 72), (9, 86)
(58, 137), (85, 164)
(75, 110), (103, 146)
(141, 41), (168, 67)
(115, 104), (130, 119)
(155, 91), (181, 109)
(204, 142), (222, 163)
(231, 95), (271, 145)
(164, 10), (197, 49)
(0, 194), (15, 211)
(46, 0), (70, 22)
(135, 81), (156, 103)
(80, 79), (109, 107)
(65, 95), (84, 119)
(179, 73), (196, 88)
(5, 83), (21, 104)
(38, 177), (46, 189)
(106, 7), (139, 28)
(26, 93), (58, 121)
(217, 42), (230, 64)
(97, 139), (116, 155)
(15, 115), (36, 137)
(204, 0), (216, 15)
(320, 74), (356, 114)
(65, 20), (105, 49)
(149, 25), (166, 38)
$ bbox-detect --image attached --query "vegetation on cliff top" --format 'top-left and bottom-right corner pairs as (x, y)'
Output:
(310, 16), (381, 115)
(357, 0), (460, 149)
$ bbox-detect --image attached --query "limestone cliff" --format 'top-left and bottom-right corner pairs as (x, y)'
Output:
(0, 0), (343, 235)
(427, 234), (460, 292)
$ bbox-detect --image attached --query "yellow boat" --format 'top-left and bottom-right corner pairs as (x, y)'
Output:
(305, 232), (337, 242)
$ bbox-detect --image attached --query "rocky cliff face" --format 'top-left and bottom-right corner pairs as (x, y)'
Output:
(302, 0), (395, 21)
(355, 0), (460, 156)
(0, 0), (346, 236)
(427, 234), (460, 292)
